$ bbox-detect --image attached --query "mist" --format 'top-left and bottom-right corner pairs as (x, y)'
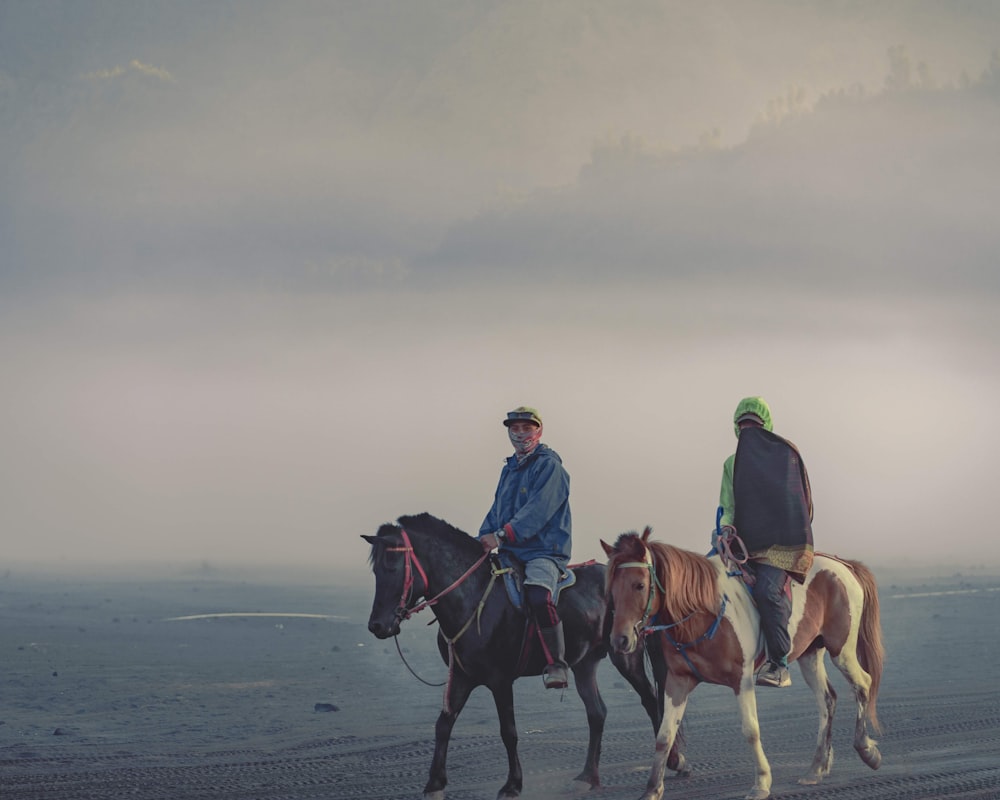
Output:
(2, 2), (998, 576)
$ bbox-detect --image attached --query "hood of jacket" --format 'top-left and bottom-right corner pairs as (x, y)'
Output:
(733, 396), (774, 437)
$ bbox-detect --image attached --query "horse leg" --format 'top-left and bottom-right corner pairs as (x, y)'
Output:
(646, 642), (690, 776)
(424, 670), (476, 800)
(569, 653), (606, 788)
(830, 649), (882, 770)
(796, 649), (836, 784)
(490, 681), (523, 799)
(610, 646), (690, 776)
(735, 673), (772, 800)
(612, 647), (661, 729)
(640, 671), (694, 800)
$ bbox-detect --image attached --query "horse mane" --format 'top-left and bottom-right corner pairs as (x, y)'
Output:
(396, 512), (474, 544)
(607, 531), (720, 638)
(367, 512), (477, 568)
(648, 541), (721, 623)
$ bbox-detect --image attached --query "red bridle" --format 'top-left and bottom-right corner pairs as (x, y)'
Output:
(384, 527), (490, 622)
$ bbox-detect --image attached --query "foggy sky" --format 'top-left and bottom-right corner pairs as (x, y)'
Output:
(2, 1), (999, 577)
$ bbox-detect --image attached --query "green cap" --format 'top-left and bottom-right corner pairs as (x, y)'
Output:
(503, 406), (542, 427)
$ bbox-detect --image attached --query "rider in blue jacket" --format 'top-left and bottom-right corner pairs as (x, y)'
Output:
(479, 406), (572, 688)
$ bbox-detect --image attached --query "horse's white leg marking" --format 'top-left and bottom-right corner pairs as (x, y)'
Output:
(829, 580), (881, 770)
(735, 672), (772, 800)
(640, 674), (692, 800)
(832, 648), (881, 768)
(797, 649), (835, 783)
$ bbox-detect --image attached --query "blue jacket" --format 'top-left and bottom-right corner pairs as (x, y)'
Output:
(479, 444), (571, 567)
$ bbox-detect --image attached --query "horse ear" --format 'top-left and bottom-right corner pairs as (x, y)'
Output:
(641, 526), (653, 543)
(600, 539), (614, 557)
(361, 534), (377, 544)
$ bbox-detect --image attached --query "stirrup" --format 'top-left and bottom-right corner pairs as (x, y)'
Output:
(543, 665), (569, 689)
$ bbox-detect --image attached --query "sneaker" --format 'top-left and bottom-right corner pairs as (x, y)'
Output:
(756, 661), (791, 688)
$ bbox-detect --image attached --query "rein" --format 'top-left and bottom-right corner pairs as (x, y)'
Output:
(644, 595), (729, 683)
(385, 527), (490, 621)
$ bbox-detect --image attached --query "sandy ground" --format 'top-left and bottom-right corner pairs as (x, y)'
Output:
(2, 564), (999, 800)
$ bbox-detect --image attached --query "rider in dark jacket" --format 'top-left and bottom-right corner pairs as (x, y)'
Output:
(718, 396), (814, 689)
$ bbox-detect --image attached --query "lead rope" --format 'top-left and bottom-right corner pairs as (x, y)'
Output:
(383, 527), (489, 686)
(711, 505), (749, 576)
(387, 539), (503, 708)
(393, 634), (446, 687)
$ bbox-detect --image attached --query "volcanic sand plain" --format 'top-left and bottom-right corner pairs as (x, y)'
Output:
(2, 563), (998, 800)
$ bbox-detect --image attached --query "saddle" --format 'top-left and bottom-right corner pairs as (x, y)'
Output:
(491, 552), (590, 678)
(492, 551), (579, 613)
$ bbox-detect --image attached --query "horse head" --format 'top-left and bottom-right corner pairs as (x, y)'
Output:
(600, 527), (657, 655)
(362, 513), (486, 639)
(362, 523), (429, 639)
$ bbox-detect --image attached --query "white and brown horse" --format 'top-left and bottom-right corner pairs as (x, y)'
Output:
(602, 528), (883, 800)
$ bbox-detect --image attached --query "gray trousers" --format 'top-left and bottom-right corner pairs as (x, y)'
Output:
(750, 562), (792, 665)
(523, 557), (563, 628)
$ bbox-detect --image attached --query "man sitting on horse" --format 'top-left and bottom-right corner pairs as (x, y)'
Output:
(479, 406), (572, 689)
(718, 396), (814, 688)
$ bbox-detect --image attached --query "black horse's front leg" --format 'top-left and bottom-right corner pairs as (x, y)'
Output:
(424, 670), (476, 800)
(570, 653), (607, 788)
(490, 680), (523, 798)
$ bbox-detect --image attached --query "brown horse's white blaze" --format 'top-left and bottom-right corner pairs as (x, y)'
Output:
(602, 528), (883, 800)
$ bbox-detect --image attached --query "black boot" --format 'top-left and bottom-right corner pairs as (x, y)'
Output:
(538, 622), (569, 689)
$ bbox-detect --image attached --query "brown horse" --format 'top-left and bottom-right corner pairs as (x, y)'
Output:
(602, 528), (883, 800)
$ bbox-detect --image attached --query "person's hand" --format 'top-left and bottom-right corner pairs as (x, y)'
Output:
(480, 533), (499, 551)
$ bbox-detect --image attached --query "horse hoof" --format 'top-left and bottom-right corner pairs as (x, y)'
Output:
(744, 789), (770, 800)
(862, 746), (882, 770)
(424, 792), (445, 800)
(571, 771), (598, 789)
(671, 754), (692, 778)
(797, 775), (822, 786)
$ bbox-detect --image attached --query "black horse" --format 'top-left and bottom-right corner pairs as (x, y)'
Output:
(362, 512), (688, 800)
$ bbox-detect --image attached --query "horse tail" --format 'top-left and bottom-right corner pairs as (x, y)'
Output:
(844, 558), (884, 734)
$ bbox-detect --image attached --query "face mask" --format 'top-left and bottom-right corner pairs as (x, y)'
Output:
(508, 425), (542, 458)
